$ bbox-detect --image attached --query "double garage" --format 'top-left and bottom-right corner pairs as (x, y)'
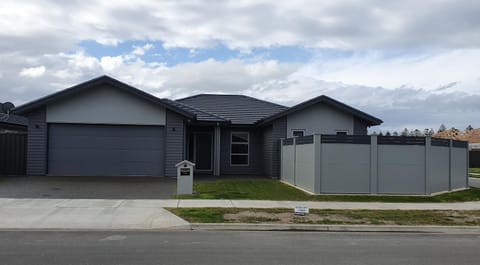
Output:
(13, 78), (181, 177)
(47, 124), (165, 176)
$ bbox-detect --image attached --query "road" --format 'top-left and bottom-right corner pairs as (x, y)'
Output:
(0, 231), (478, 265)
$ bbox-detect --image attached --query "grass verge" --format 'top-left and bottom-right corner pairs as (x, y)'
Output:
(470, 168), (480, 174)
(175, 179), (480, 202)
(167, 207), (480, 226)
(470, 168), (480, 178)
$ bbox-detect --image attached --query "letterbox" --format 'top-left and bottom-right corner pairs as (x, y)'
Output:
(175, 160), (195, 195)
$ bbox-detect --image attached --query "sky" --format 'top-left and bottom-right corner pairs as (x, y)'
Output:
(1, 0), (479, 133)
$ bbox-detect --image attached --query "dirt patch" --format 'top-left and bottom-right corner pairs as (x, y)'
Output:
(223, 210), (480, 225)
(224, 211), (392, 225)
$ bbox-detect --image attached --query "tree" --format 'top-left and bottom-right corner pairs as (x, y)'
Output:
(392, 131), (399, 136)
(438, 124), (447, 133)
(466, 125), (474, 132)
(385, 131), (391, 136)
(401, 128), (409, 136)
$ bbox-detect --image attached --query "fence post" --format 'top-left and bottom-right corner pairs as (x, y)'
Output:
(466, 143), (469, 188)
(449, 139), (453, 191)
(314, 134), (322, 194)
(293, 137), (297, 186)
(425, 137), (431, 195)
(370, 135), (378, 194)
(280, 139), (284, 181)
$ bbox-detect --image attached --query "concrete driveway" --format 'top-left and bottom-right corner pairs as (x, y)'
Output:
(0, 176), (176, 199)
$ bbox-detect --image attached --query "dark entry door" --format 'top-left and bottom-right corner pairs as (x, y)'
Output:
(194, 132), (212, 171)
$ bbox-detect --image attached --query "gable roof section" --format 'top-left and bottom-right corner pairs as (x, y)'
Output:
(177, 94), (288, 125)
(258, 95), (383, 126)
(12, 75), (196, 119)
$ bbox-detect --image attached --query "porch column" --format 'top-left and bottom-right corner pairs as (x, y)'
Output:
(213, 125), (221, 176)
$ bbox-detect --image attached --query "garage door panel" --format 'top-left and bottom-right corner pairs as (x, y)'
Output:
(49, 135), (163, 150)
(48, 124), (165, 176)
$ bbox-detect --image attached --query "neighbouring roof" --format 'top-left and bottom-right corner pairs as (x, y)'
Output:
(434, 128), (480, 143)
(258, 95), (383, 126)
(12, 75), (196, 119)
(0, 114), (28, 126)
(177, 94), (288, 125)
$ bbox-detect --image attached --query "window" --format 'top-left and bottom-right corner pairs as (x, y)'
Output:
(336, 130), (348, 136)
(231, 132), (249, 165)
(292, 130), (305, 137)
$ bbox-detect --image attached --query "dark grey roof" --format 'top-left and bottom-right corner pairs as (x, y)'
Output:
(0, 114), (28, 126)
(163, 99), (229, 123)
(258, 95), (383, 126)
(12, 75), (196, 119)
(177, 94), (288, 125)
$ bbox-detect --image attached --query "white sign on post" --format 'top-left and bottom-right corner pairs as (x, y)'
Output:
(294, 206), (309, 216)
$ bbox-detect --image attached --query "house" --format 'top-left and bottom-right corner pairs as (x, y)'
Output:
(12, 75), (382, 177)
(470, 143), (480, 168)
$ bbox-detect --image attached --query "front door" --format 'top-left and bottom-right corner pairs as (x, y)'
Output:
(193, 132), (212, 171)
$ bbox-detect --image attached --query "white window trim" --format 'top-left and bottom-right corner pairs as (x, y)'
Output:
(230, 131), (249, 166)
(291, 129), (305, 137)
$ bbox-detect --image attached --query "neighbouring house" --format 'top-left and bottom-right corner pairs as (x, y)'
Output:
(12, 75), (382, 177)
(470, 143), (480, 168)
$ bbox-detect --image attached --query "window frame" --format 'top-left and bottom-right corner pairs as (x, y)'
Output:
(292, 129), (305, 137)
(230, 131), (249, 166)
(335, 130), (348, 136)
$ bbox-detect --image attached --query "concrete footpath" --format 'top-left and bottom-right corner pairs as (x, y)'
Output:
(1, 198), (480, 231)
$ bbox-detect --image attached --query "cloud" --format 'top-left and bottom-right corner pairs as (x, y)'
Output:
(132, 43), (154, 56)
(19, 65), (46, 78)
(1, 0), (480, 53)
(1, 0), (480, 133)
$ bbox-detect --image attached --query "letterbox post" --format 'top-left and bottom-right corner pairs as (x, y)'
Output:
(175, 160), (195, 195)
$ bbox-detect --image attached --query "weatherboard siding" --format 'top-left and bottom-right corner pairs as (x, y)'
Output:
(262, 126), (273, 176)
(271, 117), (287, 178)
(165, 110), (185, 177)
(25, 107), (48, 175)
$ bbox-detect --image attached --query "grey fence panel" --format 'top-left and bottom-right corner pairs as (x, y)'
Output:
(378, 145), (426, 194)
(281, 144), (295, 184)
(320, 143), (371, 193)
(281, 135), (468, 195)
(452, 147), (468, 189)
(294, 143), (315, 192)
(428, 146), (450, 193)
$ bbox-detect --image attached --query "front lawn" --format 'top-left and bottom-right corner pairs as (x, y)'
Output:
(470, 168), (480, 178)
(167, 207), (480, 226)
(470, 168), (480, 174)
(175, 179), (480, 202)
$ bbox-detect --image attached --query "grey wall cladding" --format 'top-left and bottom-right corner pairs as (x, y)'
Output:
(165, 110), (185, 177)
(262, 126), (273, 176)
(270, 117), (286, 178)
(25, 107), (48, 175)
(220, 127), (263, 175)
(353, 117), (368, 135)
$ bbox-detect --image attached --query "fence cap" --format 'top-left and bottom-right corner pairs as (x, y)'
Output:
(470, 143), (480, 150)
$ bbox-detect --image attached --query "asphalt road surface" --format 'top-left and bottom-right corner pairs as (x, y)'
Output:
(0, 231), (478, 265)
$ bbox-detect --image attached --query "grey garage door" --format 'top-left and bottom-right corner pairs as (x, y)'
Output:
(48, 124), (165, 176)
